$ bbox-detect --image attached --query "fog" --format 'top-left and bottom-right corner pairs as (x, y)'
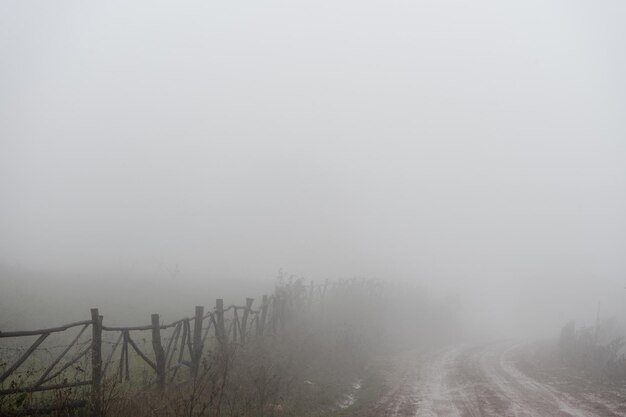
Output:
(1, 0), (625, 340)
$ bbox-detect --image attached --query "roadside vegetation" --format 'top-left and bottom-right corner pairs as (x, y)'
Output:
(0, 273), (465, 417)
(557, 317), (626, 382)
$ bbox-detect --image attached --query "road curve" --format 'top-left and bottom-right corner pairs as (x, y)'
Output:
(385, 341), (626, 417)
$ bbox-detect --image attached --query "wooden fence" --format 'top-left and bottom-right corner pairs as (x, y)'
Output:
(0, 280), (334, 416)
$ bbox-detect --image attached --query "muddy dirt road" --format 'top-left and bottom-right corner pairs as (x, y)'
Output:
(374, 341), (626, 417)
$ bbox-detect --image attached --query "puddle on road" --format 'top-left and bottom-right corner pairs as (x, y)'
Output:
(338, 379), (363, 409)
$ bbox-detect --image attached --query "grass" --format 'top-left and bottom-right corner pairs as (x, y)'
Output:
(1, 278), (457, 416)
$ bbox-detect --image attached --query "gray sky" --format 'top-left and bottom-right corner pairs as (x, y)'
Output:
(1, 1), (625, 335)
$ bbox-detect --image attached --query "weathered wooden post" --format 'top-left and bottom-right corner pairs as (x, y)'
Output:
(151, 314), (166, 389)
(232, 310), (239, 343)
(215, 299), (226, 347)
(120, 331), (130, 382)
(240, 298), (254, 344)
(192, 306), (204, 378)
(90, 308), (102, 417)
(258, 295), (268, 336)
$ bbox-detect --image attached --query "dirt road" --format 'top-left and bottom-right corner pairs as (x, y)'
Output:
(373, 341), (626, 417)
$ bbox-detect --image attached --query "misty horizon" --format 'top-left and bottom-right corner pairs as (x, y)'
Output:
(1, 3), (626, 416)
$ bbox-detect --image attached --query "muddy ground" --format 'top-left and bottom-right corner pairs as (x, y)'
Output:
(356, 340), (626, 417)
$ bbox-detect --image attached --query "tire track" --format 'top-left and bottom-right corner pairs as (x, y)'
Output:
(400, 341), (626, 417)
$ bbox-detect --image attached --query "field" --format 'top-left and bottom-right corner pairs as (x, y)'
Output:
(0, 278), (428, 416)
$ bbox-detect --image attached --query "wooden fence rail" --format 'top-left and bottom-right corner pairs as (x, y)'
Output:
(0, 280), (337, 416)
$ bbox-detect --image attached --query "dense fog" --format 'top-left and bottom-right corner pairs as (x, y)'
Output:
(2, 0), (625, 341)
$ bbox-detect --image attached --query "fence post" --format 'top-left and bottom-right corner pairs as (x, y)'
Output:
(240, 298), (254, 344)
(258, 295), (268, 336)
(192, 306), (204, 378)
(90, 308), (102, 417)
(151, 314), (166, 390)
(215, 299), (226, 348)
